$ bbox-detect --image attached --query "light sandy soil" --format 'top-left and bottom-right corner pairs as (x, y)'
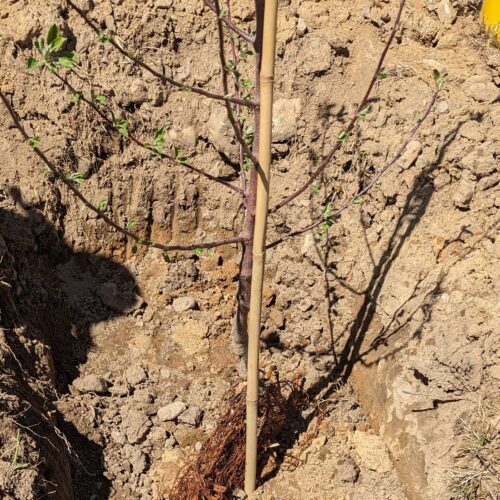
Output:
(0, 0), (498, 499)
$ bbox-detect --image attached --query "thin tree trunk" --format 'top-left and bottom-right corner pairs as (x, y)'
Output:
(231, 0), (264, 376)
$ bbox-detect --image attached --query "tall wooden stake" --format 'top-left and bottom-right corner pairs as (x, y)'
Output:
(244, 0), (278, 495)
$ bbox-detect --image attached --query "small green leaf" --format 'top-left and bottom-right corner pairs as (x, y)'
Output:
(338, 130), (348, 142)
(98, 31), (111, 43)
(28, 136), (40, 148)
(71, 92), (81, 104)
(242, 157), (252, 171)
(95, 95), (106, 105)
(97, 198), (107, 210)
(150, 126), (165, 154)
(352, 197), (365, 205)
(310, 183), (320, 193)
(174, 146), (188, 165)
(378, 67), (387, 80)
(318, 222), (331, 233)
(192, 247), (204, 257)
(239, 78), (253, 90)
(359, 105), (372, 121)
(51, 36), (67, 52)
(162, 251), (171, 263)
(46, 25), (58, 46)
(27, 58), (44, 70)
(433, 69), (448, 91)
(65, 172), (85, 185)
(114, 119), (129, 137)
(126, 220), (137, 231)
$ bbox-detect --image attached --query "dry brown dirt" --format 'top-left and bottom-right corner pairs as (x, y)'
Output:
(0, 0), (499, 499)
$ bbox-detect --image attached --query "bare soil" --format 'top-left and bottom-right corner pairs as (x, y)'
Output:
(0, 1), (499, 499)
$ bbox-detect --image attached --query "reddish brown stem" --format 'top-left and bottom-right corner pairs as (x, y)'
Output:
(266, 90), (438, 249)
(214, 0), (260, 167)
(227, 0), (248, 196)
(230, 0), (264, 372)
(0, 91), (243, 253)
(66, 0), (255, 109)
(52, 72), (244, 195)
(204, 0), (255, 44)
(270, 0), (407, 213)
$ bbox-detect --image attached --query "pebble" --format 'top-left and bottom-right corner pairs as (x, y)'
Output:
(177, 405), (203, 427)
(299, 36), (332, 75)
(73, 374), (109, 394)
(126, 365), (148, 386)
(129, 79), (149, 105)
(172, 296), (197, 313)
(109, 383), (130, 397)
(157, 401), (187, 422)
(452, 181), (474, 208)
(121, 408), (152, 444)
(463, 75), (499, 103)
(272, 98), (301, 143)
(133, 389), (155, 404)
(459, 121), (484, 142)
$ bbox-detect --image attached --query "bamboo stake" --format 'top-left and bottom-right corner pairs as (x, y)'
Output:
(244, 0), (278, 495)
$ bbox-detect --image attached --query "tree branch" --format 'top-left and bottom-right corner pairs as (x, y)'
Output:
(214, 0), (260, 167)
(227, 0), (248, 197)
(266, 90), (438, 250)
(51, 71), (244, 195)
(0, 91), (243, 253)
(65, 0), (256, 109)
(270, 0), (407, 213)
(203, 0), (255, 44)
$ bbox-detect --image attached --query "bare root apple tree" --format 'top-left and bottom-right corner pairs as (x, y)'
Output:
(0, 0), (445, 494)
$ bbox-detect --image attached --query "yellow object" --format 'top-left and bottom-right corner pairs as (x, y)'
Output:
(481, 0), (500, 40)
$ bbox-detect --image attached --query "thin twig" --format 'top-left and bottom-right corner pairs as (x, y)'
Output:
(65, 0), (256, 109)
(214, 0), (260, 167)
(227, 0), (248, 197)
(0, 92), (243, 253)
(204, 0), (256, 44)
(270, 0), (407, 213)
(266, 90), (438, 249)
(52, 71), (244, 195)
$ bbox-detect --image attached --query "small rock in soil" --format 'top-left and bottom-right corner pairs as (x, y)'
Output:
(121, 408), (152, 444)
(299, 36), (332, 75)
(97, 282), (144, 314)
(157, 401), (187, 422)
(459, 121), (484, 142)
(149, 427), (167, 444)
(111, 429), (127, 446)
(452, 181), (475, 208)
(272, 98), (301, 142)
(436, 0), (456, 26)
(463, 75), (499, 103)
(333, 456), (360, 483)
(126, 365), (148, 386)
(73, 374), (109, 394)
(351, 431), (393, 473)
(172, 296), (197, 312)
(400, 140), (422, 170)
(178, 405), (203, 427)
(129, 80), (148, 105)
(129, 448), (148, 475)
(109, 383), (130, 397)
(133, 389), (155, 404)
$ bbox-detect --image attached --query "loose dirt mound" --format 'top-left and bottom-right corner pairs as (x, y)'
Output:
(1, 0), (499, 499)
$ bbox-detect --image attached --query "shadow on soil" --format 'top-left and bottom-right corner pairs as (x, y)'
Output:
(260, 120), (467, 485)
(0, 188), (138, 499)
